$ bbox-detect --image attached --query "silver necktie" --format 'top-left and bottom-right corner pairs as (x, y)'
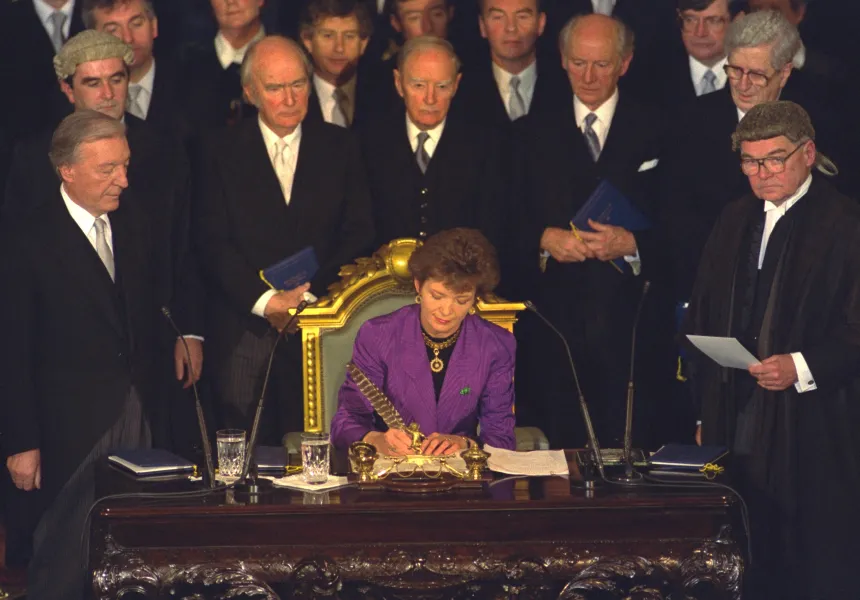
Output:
(48, 11), (67, 52)
(583, 112), (601, 162)
(700, 70), (717, 96)
(416, 132), (431, 174)
(331, 87), (350, 127)
(273, 139), (294, 205)
(509, 75), (526, 121)
(93, 218), (115, 282)
(128, 84), (145, 119)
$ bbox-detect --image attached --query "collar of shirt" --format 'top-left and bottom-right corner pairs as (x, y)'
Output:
(591, 0), (616, 15)
(129, 58), (156, 114)
(60, 183), (113, 252)
(33, 0), (74, 37)
(406, 116), (446, 158)
(689, 54), (727, 93)
(214, 25), (266, 70)
(737, 107), (746, 122)
(492, 59), (538, 110)
(258, 116), (302, 162)
(376, 0), (386, 14)
(312, 74), (356, 122)
(764, 173), (812, 216)
(574, 88), (619, 149)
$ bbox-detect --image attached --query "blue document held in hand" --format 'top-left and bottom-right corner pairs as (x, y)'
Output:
(259, 246), (319, 291)
(572, 179), (652, 232)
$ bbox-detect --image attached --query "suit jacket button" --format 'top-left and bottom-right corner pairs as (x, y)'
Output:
(420, 202), (428, 209)
(419, 231), (427, 238)
(420, 188), (428, 195)
(420, 216), (428, 224)
(118, 352), (124, 358)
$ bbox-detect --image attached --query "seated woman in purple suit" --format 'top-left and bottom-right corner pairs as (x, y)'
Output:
(331, 229), (517, 455)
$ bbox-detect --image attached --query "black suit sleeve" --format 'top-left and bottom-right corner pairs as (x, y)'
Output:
(0, 225), (40, 455)
(314, 132), (375, 287)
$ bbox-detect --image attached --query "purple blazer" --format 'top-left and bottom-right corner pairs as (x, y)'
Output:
(331, 305), (516, 450)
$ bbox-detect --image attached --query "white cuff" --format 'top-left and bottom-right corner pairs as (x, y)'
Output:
(624, 249), (641, 276)
(252, 289), (278, 318)
(180, 335), (204, 342)
(791, 352), (817, 393)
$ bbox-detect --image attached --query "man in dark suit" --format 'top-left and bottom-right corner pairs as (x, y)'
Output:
(0, 0), (85, 143)
(647, 0), (730, 111)
(84, 0), (192, 143)
(513, 14), (673, 449)
(300, 0), (380, 128)
(359, 36), (508, 256)
(3, 31), (203, 454)
(454, 0), (569, 128)
(183, 0), (266, 130)
(1, 110), (157, 600)
(195, 36), (374, 444)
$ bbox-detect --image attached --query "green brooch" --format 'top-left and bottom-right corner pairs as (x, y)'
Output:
(459, 387), (471, 395)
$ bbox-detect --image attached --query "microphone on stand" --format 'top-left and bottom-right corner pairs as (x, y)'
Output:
(618, 280), (651, 483)
(161, 307), (216, 488)
(524, 301), (606, 481)
(234, 299), (310, 497)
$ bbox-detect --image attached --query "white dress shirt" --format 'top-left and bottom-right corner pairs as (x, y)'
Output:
(407, 116), (446, 159)
(33, 0), (74, 41)
(214, 25), (266, 70)
(591, 0), (616, 15)
(252, 118), (303, 317)
(492, 60), (538, 119)
(61, 184), (113, 255)
(689, 55), (727, 96)
(128, 59), (156, 120)
(573, 88), (618, 151)
(757, 174), (815, 393)
(312, 74), (356, 127)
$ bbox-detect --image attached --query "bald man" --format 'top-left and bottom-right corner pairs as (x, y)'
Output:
(194, 36), (373, 443)
(512, 13), (675, 449)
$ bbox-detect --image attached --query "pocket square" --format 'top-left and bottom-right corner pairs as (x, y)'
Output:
(638, 158), (659, 172)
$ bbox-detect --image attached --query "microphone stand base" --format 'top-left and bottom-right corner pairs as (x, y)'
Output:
(233, 477), (275, 499)
(607, 469), (644, 485)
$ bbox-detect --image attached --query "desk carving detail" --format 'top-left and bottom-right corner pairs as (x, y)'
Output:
(94, 538), (741, 599)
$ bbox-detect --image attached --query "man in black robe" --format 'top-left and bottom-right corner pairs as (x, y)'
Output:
(686, 100), (860, 600)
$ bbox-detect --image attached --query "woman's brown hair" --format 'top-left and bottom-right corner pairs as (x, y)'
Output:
(408, 228), (500, 296)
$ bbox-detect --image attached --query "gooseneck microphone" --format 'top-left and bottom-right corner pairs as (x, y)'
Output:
(524, 301), (606, 481)
(621, 280), (651, 482)
(161, 307), (216, 488)
(235, 299), (309, 494)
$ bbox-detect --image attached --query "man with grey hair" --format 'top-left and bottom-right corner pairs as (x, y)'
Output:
(0, 109), (161, 599)
(195, 35), (373, 445)
(512, 13), (674, 449)
(3, 29), (205, 463)
(661, 9), (853, 326)
(359, 35), (507, 251)
(685, 100), (860, 600)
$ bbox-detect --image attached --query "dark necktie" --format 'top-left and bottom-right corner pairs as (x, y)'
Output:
(583, 112), (601, 162)
(416, 132), (431, 174)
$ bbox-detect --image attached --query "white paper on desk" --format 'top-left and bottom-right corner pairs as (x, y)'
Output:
(686, 335), (760, 369)
(484, 446), (569, 476)
(271, 474), (351, 491)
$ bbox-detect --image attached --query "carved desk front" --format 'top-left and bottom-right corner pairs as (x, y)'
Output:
(89, 453), (743, 600)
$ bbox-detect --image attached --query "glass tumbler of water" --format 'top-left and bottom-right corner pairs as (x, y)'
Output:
(216, 429), (246, 478)
(301, 432), (330, 484)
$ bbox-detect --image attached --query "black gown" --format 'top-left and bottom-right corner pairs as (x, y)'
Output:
(685, 177), (860, 600)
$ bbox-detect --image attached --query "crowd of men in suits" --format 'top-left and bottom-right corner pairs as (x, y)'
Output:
(0, 0), (857, 597)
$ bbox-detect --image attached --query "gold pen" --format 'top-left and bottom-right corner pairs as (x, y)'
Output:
(570, 221), (624, 274)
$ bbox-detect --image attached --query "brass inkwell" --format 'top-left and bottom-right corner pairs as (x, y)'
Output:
(346, 363), (490, 492)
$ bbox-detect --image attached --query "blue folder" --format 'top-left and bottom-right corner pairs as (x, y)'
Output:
(259, 246), (319, 291)
(108, 449), (195, 476)
(648, 444), (728, 470)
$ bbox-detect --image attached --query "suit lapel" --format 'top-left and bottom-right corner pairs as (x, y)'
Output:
(399, 308), (439, 433)
(597, 94), (634, 168)
(46, 196), (125, 336)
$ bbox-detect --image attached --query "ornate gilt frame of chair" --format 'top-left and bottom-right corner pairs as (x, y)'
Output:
(295, 238), (526, 434)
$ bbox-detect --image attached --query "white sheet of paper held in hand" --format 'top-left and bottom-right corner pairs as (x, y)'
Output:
(686, 335), (761, 370)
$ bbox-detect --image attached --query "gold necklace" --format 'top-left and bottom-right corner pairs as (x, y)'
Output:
(422, 329), (460, 373)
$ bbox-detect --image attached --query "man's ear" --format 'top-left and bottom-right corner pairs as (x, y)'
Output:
(359, 36), (369, 56)
(618, 51), (633, 77)
(778, 62), (792, 89)
(391, 13), (402, 33)
(151, 15), (158, 39)
(537, 11), (546, 36)
(478, 15), (487, 39)
(58, 164), (75, 185)
(393, 68), (405, 98)
(803, 139), (816, 168)
(301, 31), (314, 54)
(59, 79), (76, 105)
(242, 83), (257, 107)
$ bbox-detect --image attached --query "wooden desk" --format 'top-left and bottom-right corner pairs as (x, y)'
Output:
(90, 454), (743, 599)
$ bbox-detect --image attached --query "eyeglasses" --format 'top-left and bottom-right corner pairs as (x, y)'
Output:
(678, 14), (729, 33)
(740, 143), (806, 175)
(724, 64), (772, 87)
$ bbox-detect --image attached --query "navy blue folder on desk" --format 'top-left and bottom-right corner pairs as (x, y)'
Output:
(108, 449), (195, 476)
(259, 246), (319, 291)
(648, 444), (729, 471)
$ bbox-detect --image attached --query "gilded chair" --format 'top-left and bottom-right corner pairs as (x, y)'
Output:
(291, 239), (549, 451)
